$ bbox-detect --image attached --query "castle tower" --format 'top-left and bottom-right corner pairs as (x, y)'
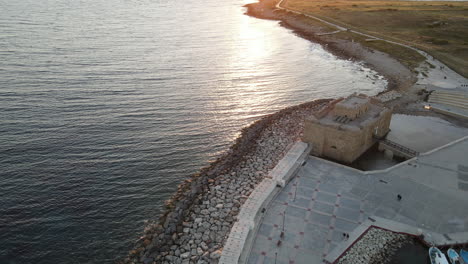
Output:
(303, 93), (392, 163)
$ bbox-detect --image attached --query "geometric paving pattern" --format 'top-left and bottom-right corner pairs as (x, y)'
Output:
(248, 138), (468, 264)
(248, 162), (364, 264)
(458, 165), (468, 191)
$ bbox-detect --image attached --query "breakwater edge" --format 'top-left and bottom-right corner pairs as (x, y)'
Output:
(123, 99), (332, 263)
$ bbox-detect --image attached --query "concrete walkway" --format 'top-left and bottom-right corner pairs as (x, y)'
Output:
(246, 136), (468, 264)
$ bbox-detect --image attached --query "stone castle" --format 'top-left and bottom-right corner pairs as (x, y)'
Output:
(303, 93), (392, 163)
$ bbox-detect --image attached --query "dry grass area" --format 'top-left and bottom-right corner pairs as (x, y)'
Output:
(283, 0), (468, 77)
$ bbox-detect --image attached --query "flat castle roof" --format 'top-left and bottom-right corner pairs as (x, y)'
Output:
(336, 95), (370, 109)
(307, 95), (390, 130)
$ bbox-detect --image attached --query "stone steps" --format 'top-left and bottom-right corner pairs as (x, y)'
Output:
(428, 91), (468, 110)
(428, 98), (468, 110)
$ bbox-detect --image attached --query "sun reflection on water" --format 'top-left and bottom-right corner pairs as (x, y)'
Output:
(237, 15), (273, 62)
(212, 13), (281, 124)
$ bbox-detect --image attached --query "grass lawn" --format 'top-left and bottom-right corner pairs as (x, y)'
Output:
(282, 0), (468, 77)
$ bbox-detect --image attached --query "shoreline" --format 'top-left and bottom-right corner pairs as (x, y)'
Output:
(243, 0), (468, 125)
(123, 99), (331, 263)
(244, 0), (417, 93)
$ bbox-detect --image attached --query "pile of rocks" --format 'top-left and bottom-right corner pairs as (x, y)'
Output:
(122, 99), (331, 264)
(337, 228), (408, 264)
(375, 90), (402, 102)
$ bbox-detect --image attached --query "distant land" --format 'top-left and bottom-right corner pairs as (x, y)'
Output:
(247, 0), (468, 78)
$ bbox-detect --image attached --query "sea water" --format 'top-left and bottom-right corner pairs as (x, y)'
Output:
(0, 0), (386, 262)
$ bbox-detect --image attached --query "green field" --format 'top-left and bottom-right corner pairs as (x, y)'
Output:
(282, 0), (468, 77)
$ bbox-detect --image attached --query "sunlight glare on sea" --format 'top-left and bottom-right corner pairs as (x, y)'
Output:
(0, 0), (386, 263)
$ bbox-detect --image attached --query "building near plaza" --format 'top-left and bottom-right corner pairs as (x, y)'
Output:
(303, 93), (392, 163)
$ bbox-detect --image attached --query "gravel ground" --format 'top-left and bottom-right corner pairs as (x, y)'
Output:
(337, 228), (408, 264)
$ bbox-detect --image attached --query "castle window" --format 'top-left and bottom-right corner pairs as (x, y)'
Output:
(331, 146), (337, 149)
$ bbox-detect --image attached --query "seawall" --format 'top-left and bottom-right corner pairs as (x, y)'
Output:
(123, 99), (331, 264)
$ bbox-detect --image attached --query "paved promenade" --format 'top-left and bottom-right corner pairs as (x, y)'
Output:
(246, 136), (468, 264)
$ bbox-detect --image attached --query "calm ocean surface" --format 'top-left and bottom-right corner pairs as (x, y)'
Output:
(0, 0), (386, 263)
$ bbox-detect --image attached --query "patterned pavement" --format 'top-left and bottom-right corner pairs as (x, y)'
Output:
(247, 137), (468, 264)
(247, 159), (364, 264)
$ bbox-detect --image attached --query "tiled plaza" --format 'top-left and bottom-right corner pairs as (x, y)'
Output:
(247, 137), (468, 264)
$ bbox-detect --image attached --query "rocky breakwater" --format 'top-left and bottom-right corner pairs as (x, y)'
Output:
(122, 99), (331, 264)
(375, 90), (402, 103)
(337, 228), (408, 264)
